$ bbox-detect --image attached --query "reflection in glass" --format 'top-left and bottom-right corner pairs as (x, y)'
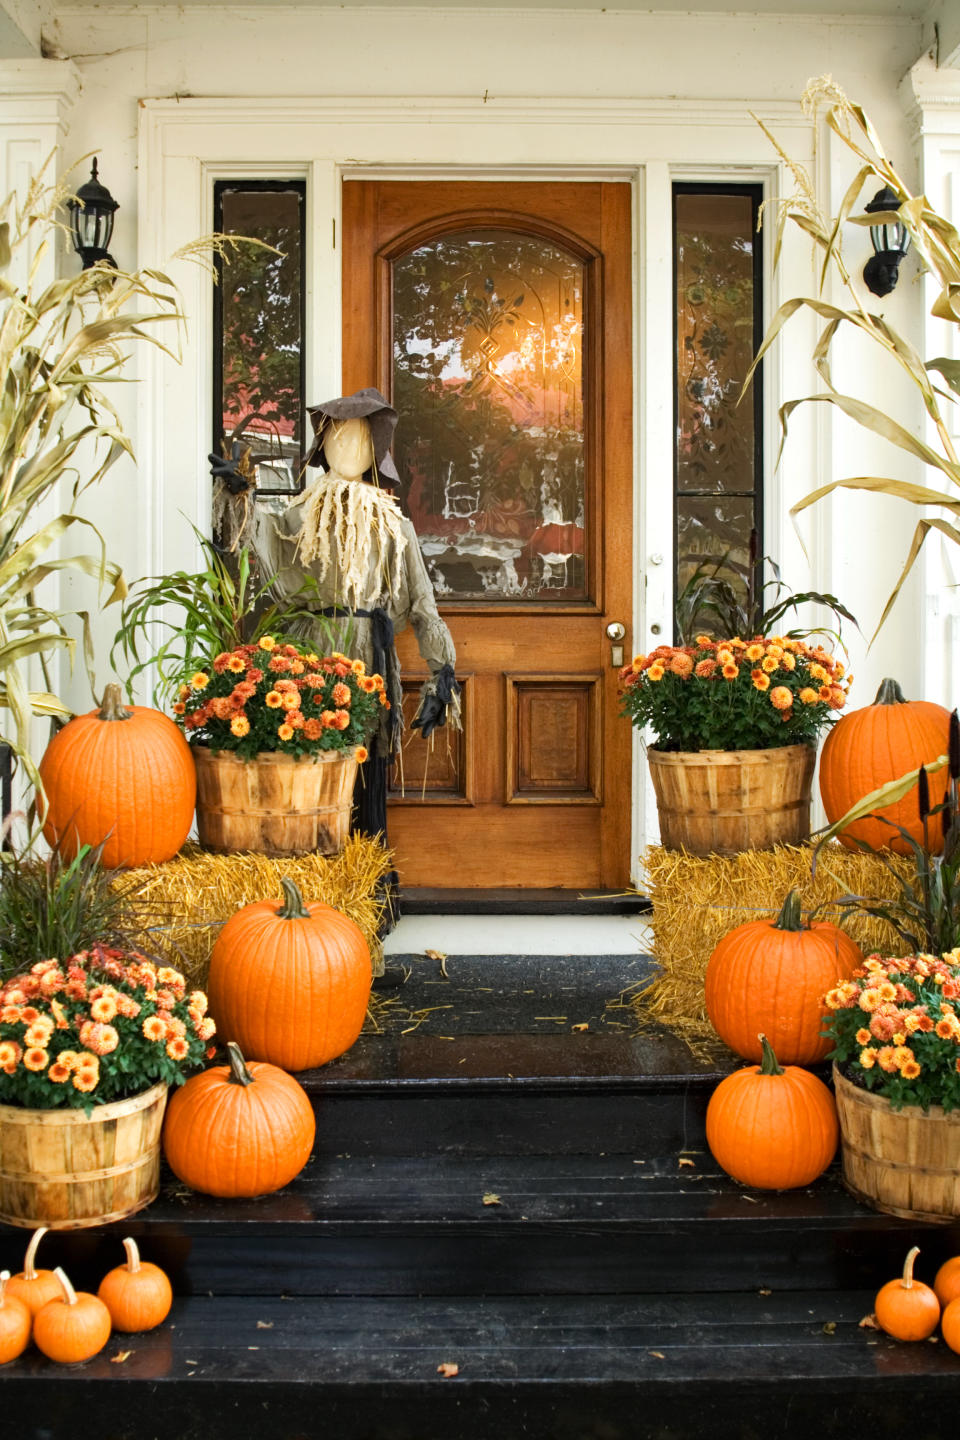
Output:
(676, 494), (756, 631)
(215, 184), (305, 494)
(392, 231), (586, 602)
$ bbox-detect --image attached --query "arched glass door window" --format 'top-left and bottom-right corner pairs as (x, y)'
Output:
(392, 230), (587, 603)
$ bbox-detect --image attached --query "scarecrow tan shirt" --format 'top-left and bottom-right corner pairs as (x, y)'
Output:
(249, 484), (457, 755)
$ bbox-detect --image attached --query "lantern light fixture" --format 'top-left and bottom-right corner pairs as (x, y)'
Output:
(67, 158), (119, 270)
(862, 186), (910, 298)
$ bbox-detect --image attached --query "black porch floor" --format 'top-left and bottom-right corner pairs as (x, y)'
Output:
(3, 952), (959, 1439)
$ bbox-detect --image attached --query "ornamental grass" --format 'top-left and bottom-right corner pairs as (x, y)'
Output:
(115, 835), (392, 988)
(633, 842), (914, 1039)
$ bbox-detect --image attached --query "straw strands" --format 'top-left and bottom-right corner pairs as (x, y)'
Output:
(115, 835), (393, 988)
(633, 842), (914, 1038)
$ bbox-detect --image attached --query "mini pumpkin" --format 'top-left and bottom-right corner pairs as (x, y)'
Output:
(942, 1296), (960, 1355)
(206, 878), (371, 1072)
(33, 1267), (112, 1364)
(874, 1247), (940, 1341)
(163, 1041), (315, 1197)
(933, 1255), (960, 1310)
(5, 1227), (62, 1317)
(705, 1034), (839, 1190)
(819, 678), (950, 854)
(39, 683), (196, 868)
(0, 1272), (31, 1366)
(705, 890), (862, 1064)
(98, 1237), (172, 1333)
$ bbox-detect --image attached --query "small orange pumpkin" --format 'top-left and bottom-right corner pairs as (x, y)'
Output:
(207, 878), (371, 1072)
(942, 1296), (960, 1355)
(5, 1227), (62, 1317)
(933, 1255), (960, 1310)
(874, 1247), (940, 1341)
(704, 891), (862, 1064)
(163, 1041), (315, 1197)
(98, 1237), (172, 1333)
(33, 1267), (112, 1364)
(819, 678), (950, 854)
(39, 683), (196, 868)
(0, 1271), (31, 1366)
(706, 1034), (839, 1190)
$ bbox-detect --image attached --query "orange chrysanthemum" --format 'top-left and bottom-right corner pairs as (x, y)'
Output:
(351, 659), (366, 675)
(669, 653), (694, 678)
(231, 715), (250, 737)
(798, 687), (818, 705)
(361, 676), (378, 693)
(751, 671), (770, 692)
(280, 690), (300, 710)
(89, 995), (118, 1023)
(227, 655), (246, 673)
(355, 745), (369, 763)
(333, 710), (351, 731)
(172, 701), (186, 715)
(769, 686), (793, 710)
(780, 653), (796, 671)
(745, 643), (764, 662)
(23, 1047), (49, 1072)
(166, 1037), (190, 1061)
(265, 690), (284, 708)
(901, 1060), (922, 1080)
(72, 1069), (99, 1093)
(303, 718), (323, 740)
(142, 1016), (167, 1042)
(721, 663), (739, 680)
(277, 723), (295, 741)
(694, 658), (717, 677)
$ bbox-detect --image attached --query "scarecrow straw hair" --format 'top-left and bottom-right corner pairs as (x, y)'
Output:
(114, 835), (392, 989)
(633, 842), (914, 1039)
(296, 474), (408, 607)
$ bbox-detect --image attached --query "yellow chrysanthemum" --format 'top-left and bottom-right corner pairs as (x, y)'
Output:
(230, 715), (250, 737)
(745, 643), (764, 662)
(258, 635), (276, 651)
(227, 655), (246, 673)
(190, 672), (210, 691)
(859, 1048), (877, 1069)
(761, 656), (778, 674)
(647, 663), (665, 682)
(798, 687), (818, 705)
(265, 690), (284, 708)
(901, 1060), (922, 1080)
(277, 723), (295, 741)
(142, 1016), (166, 1042)
(855, 1028), (872, 1046)
(751, 671), (770, 692)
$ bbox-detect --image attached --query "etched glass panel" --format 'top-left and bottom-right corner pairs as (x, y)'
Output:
(392, 231), (586, 602)
(214, 183), (305, 496)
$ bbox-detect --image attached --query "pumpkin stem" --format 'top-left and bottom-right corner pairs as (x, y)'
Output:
(901, 1245), (921, 1290)
(226, 1041), (255, 1088)
(277, 877), (311, 920)
(52, 1266), (78, 1306)
(22, 1226), (48, 1280)
(758, 1034), (784, 1076)
(772, 890), (805, 933)
(98, 683), (133, 722)
(0, 1271), (9, 1306)
(122, 1237), (141, 1275)
(873, 677), (908, 706)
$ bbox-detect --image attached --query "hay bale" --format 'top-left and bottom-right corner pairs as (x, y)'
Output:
(117, 835), (393, 988)
(634, 842), (915, 1039)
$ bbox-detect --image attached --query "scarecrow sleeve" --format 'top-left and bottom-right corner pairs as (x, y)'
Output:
(396, 521), (460, 740)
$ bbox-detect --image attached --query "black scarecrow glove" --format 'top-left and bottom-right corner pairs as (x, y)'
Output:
(209, 442), (254, 495)
(411, 663), (460, 741)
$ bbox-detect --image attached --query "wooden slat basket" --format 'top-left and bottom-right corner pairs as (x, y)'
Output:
(833, 1066), (960, 1222)
(194, 748), (358, 857)
(647, 744), (815, 856)
(0, 1081), (168, 1230)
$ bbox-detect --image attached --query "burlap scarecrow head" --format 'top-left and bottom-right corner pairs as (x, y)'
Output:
(305, 387), (400, 485)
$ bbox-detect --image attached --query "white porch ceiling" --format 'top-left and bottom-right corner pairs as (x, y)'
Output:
(50, 0), (931, 14)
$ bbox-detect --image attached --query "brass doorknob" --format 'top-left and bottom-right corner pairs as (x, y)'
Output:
(605, 621), (626, 641)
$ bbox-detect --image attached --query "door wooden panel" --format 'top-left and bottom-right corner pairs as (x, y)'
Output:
(342, 180), (633, 888)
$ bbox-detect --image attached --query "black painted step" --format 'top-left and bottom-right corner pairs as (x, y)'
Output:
(6, 1291), (959, 1440)
(5, 1152), (956, 1301)
(401, 888), (650, 915)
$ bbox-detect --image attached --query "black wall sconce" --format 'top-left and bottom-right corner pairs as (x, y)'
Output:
(863, 186), (910, 298)
(67, 158), (119, 269)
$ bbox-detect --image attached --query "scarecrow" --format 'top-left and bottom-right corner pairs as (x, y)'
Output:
(224, 388), (459, 927)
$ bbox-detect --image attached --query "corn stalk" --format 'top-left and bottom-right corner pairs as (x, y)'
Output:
(746, 77), (960, 642)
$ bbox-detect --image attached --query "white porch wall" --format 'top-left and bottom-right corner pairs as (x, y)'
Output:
(7, 5), (955, 865)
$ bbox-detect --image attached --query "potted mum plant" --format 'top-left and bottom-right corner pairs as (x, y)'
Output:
(620, 633), (850, 854)
(174, 635), (387, 857)
(0, 841), (214, 1228)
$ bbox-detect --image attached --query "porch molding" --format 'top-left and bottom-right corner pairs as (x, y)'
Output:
(902, 57), (960, 708)
(138, 92), (815, 865)
(0, 59), (80, 240)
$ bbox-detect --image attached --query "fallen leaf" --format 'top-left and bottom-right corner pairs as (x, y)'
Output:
(758, 1288), (772, 1297)
(571, 1023), (589, 1032)
(648, 1351), (665, 1359)
(928, 1335), (939, 1343)
(859, 1313), (880, 1330)
(425, 949), (447, 961)
(111, 1351), (133, 1364)
(247, 1346), (260, 1351)
(482, 1192), (502, 1206)
(437, 1362), (459, 1378)
(256, 1321), (274, 1330)
(740, 1194), (759, 1204)
(678, 1158), (695, 1168)
(822, 1322), (837, 1336)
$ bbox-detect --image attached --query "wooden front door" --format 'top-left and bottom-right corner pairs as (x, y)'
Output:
(342, 180), (633, 889)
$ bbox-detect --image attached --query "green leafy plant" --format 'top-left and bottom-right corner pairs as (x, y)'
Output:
(110, 527), (335, 705)
(619, 632), (849, 751)
(749, 78), (960, 640)
(675, 543), (858, 647)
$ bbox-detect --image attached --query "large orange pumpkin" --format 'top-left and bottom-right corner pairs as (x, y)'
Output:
(704, 891), (862, 1064)
(40, 684), (196, 868)
(206, 878), (371, 1072)
(706, 1034), (838, 1190)
(819, 678), (950, 854)
(163, 1042), (315, 1197)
